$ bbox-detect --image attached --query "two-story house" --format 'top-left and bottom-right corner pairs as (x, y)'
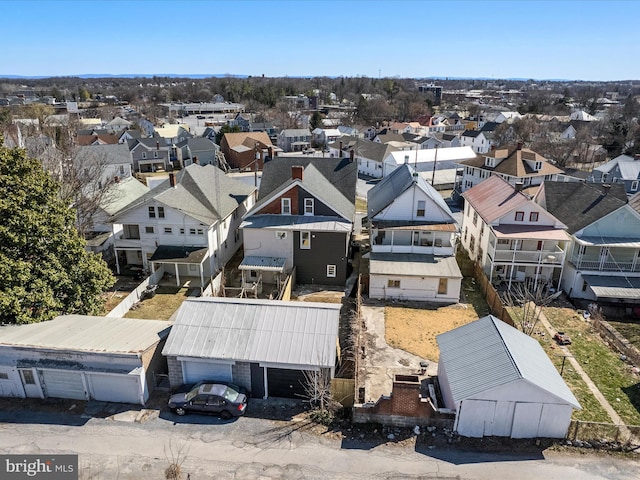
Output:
(110, 164), (257, 290)
(240, 157), (357, 288)
(277, 129), (311, 152)
(459, 130), (494, 153)
(367, 164), (462, 302)
(591, 154), (640, 195)
(219, 131), (273, 170)
(534, 182), (640, 313)
(462, 175), (570, 292)
(127, 138), (172, 173)
(457, 144), (563, 194)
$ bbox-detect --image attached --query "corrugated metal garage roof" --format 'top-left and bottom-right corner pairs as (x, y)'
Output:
(437, 315), (580, 408)
(162, 298), (340, 368)
(0, 315), (170, 354)
(583, 275), (640, 299)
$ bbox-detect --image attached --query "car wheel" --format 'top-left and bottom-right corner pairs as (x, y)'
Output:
(220, 410), (232, 420)
(175, 407), (186, 416)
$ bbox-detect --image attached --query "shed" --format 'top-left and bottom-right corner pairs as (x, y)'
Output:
(436, 315), (580, 438)
(0, 316), (170, 405)
(162, 297), (340, 399)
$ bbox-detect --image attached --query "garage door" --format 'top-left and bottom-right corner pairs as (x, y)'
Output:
(40, 370), (87, 400)
(511, 402), (543, 438)
(88, 373), (141, 404)
(266, 368), (307, 399)
(183, 361), (232, 384)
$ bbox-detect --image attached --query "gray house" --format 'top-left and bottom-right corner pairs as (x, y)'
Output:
(162, 297), (340, 398)
(592, 154), (640, 195)
(278, 128), (311, 152)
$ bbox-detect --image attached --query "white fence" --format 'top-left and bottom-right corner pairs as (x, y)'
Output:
(106, 266), (165, 318)
(201, 270), (224, 297)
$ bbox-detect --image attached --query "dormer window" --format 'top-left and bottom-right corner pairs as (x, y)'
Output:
(535, 161), (542, 171)
(485, 157), (495, 167)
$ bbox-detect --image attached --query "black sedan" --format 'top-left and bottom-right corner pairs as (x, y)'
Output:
(168, 383), (247, 419)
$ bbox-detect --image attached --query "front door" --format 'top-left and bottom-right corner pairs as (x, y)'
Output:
(19, 368), (42, 398)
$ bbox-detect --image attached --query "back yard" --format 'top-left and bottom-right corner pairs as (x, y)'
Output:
(124, 286), (196, 320)
(385, 277), (490, 361)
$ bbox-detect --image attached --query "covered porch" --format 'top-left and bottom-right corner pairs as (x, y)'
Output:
(149, 245), (209, 295)
(224, 255), (289, 299)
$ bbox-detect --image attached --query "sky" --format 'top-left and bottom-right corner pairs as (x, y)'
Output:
(1, 0), (639, 81)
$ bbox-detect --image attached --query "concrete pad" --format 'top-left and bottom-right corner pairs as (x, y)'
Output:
(360, 304), (438, 402)
(110, 410), (140, 423)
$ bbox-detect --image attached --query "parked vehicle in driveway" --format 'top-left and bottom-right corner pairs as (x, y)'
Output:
(168, 383), (247, 419)
(173, 380), (249, 397)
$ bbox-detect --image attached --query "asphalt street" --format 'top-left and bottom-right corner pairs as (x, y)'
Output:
(0, 406), (638, 480)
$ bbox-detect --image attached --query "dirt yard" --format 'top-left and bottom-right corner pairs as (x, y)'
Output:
(384, 278), (489, 362)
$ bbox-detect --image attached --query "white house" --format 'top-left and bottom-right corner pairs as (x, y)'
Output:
(459, 130), (494, 154)
(535, 182), (640, 313)
(110, 164), (256, 289)
(367, 164), (461, 302)
(461, 175), (570, 292)
(0, 315), (169, 405)
(382, 146), (477, 178)
(437, 315), (581, 439)
(457, 144), (563, 193)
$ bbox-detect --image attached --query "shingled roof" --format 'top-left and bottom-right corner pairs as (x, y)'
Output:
(459, 146), (563, 178)
(535, 181), (628, 233)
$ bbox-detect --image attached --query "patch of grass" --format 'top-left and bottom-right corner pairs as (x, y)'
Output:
(544, 307), (640, 426)
(124, 286), (193, 320)
(460, 277), (491, 317)
(355, 196), (367, 213)
(606, 319), (640, 350)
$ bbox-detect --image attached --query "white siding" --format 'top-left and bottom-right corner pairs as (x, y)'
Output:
(242, 229), (294, 269)
(87, 372), (143, 404)
(372, 186), (453, 224)
(369, 274), (461, 303)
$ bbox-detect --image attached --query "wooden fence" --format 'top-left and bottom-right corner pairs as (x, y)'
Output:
(331, 378), (355, 407)
(568, 420), (640, 447)
(106, 266), (165, 318)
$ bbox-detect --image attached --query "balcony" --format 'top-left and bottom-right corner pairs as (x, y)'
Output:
(493, 246), (565, 265)
(371, 244), (454, 256)
(570, 255), (640, 272)
(114, 234), (142, 248)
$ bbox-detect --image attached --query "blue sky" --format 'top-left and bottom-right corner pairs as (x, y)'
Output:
(1, 0), (638, 80)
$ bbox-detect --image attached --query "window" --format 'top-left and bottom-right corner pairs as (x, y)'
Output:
(416, 200), (426, 217)
(145, 226), (154, 234)
(326, 265), (336, 278)
(189, 228), (196, 235)
(472, 211), (478, 226)
(498, 239), (510, 245)
(582, 280), (588, 292)
(21, 370), (35, 384)
(158, 207), (165, 218)
(304, 198), (314, 215)
(164, 227), (172, 234)
(0, 372), (8, 379)
(179, 228), (185, 235)
(515, 211), (524, 222)
(478, 247), (483, 260)
(480, 224), (484, 240)
(438, 278), (448, 295)
(536, 241), (543, 250)
(485, 157), (494, 167)
(153, 151), (158, 158)
(387, 279), (401, 288)
(469, 235), (475, 253)
(300, 231), (311, 249)
(463, 227), (468, 241)
(235, 229), (240, 242)
(197, 228), (204, 235)
(281, 198), (291, 214)
(142, 152), (147, 159)
(535, 161), (542, 171)
(412, 231), (420, 246)
(632, 180), (639, 192)
(529, 211), (539, 222)
(119, 165), (125, 174)
(148, 206), (155, 218)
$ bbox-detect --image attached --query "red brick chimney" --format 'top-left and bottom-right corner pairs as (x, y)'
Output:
(169, 172), (176, 188)
(349, 149), (355, 162)
(516, 142), (523, 150)
(291, 165), (304, 181)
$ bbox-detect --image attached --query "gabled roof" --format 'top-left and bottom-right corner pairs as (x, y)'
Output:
(76, 133), (120, 145)
(459, 146), (563, 178)
(535, 181), (628, 234)
(106, 116), (132, 127)
(222, 131), (272, 148)
(462, 175), (531, 224)
(113, 164), (256, 225)
(617, 161), (640, 180)
(74, 144), (132, 166)
(630, 191), (640, 215)
(461, 129), (483, 138)
(176, 137), (218, 151)
(437, 315), (580, 408)
(249, 163), (355, 221)
(100, 176), (149, 216)
(161, 297), (340, 368)
(259, 156), (357, 202)
(480, 121), (500, 132)
(367, 163), (454, 222)
(128, 138), (170, 150)
(594, 154), (636, 174)
(280, 128), (311, 137)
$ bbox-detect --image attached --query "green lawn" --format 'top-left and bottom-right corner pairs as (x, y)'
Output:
(606, 319), (640, 350)
(543, 307), (640, 426)
(124, 286), (193, 320)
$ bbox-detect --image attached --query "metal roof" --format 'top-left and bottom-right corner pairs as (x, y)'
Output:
(462, 175), (531, 224)
(369, 253), (462, 278)
(239, 256), (287, 272)
(0, 316), (169, 355)
(386, 146), (477, 165)
(161, 298), (340, 368)
(492, 225), (570, 241)
(241, 215), (352, 232)
(437, 315), (580, 409)
(583, 275), (640, 299)
(576, 236), (640, 247)
(150, 246), (208, 264)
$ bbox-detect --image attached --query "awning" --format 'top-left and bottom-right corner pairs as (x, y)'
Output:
(149, 245), (208, 264)
(239, 256), (287, 272)
(582, 275), (640, 300)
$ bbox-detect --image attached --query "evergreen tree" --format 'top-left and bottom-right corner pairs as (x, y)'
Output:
(0, 138), (115, 324)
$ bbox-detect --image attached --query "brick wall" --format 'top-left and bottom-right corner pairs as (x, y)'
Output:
(232, 362), (251, 392)
(167, 356), (183, 388)
(255, 186), (299, 215)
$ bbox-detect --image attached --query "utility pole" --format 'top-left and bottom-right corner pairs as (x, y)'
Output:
(431, 146), (438, 186)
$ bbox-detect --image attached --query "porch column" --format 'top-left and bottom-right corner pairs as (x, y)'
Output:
(632, 250), (639, 272)
(174, 263), (180, 286)
(199, 264), (204, 295)
(508, 239), (518, 290)
(114, 248), (121, 274)
(390, 230), (395, 253)
(535, 241), (543, 285)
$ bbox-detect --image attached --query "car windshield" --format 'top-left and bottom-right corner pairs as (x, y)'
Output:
(221, 386), (239, 402)
(185, 388), (199, 401)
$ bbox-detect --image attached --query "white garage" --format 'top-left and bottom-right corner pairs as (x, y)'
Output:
(0, 315), (170, 405)
(436, 315), (581, 439)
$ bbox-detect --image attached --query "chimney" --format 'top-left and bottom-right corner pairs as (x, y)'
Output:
(516, 142), (523, 150)
(291, 165), (304, 181)
(514, 181), (524, 192)
(339, 141), (343, 153)
(602, 183), (611, 195)
(349, 149), (355, 162)
(169, 172), (176, 188)
(267, 146), (273, 159)
(156, 140), (160, 150)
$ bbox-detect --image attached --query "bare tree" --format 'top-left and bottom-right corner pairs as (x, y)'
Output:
(164, 437), (189, 480)
(502, 283), (561, 335)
